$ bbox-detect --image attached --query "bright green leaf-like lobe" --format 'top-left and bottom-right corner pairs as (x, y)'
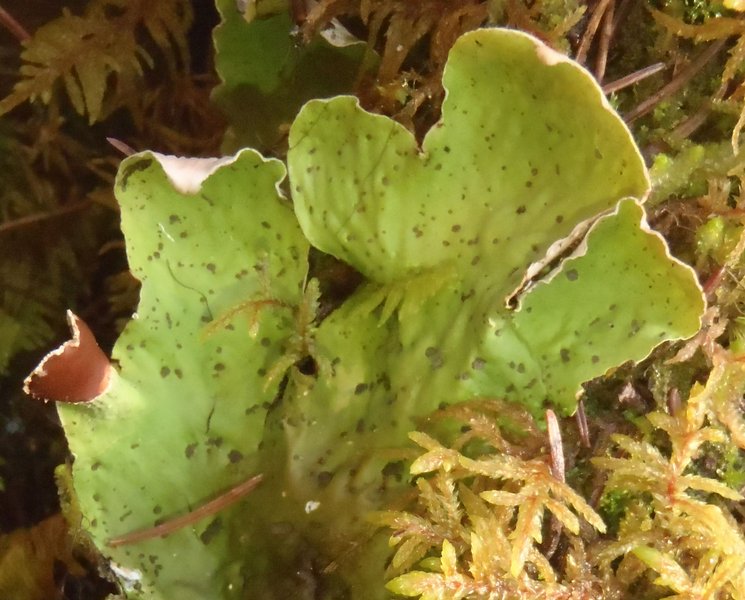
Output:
(289, 29), (649, 287)
(57, 150), (309, 599)
(473, 199), (705, 413)
(263, 26), (704, 596)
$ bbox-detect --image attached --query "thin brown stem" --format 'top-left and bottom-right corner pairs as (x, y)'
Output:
(544, 409), (566, 561)
(594, 0), (615, 82)
(667, 388), (681, 417)
(575, 399), (591, 448)
(575, 0), (612, 65)
(106, 137), (136, 157)
(107, 474), (263, 547)
(546, 409), (565, 483)
(0, 4), (30, 43)
(602, 62), (667, 95)
(0, 200), (90, 235)
(624, 39), (726, 123)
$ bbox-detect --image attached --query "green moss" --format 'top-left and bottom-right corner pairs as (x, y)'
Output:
(598, 489), (638, 535)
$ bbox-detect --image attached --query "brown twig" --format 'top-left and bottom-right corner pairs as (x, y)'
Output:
(575, 399), (591, 448)
(667, 388), (681, 417)
(544, 409), (566, 561)
(575, 0), (613, 65)
(602, 62), (667, 95)
(546, 409), (565, 483)
(624, 39), (726, 123)
(0, 200), (90, 235)
(594, 0), (615, 82)
(106, 137), (136, 157)
(107, 474), (263, 547)
(0, 4), (30, 42)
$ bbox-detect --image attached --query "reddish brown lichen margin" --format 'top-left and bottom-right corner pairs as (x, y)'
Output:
(23, 310), (112, 403)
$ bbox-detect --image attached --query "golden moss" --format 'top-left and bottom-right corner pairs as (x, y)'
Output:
(374, 402), (607, 599)
(377, 385), (745, 599)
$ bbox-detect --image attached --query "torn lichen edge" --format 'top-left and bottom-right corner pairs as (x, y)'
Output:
(501, 28), (651, 307)
(119, 149), (287, 198)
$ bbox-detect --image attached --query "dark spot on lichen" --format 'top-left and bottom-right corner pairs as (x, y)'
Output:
(560, 348), (571, 363)
(566, 269), (578, 281)
(629, 319), (641, 337)
(206, 263), (216, 273)
(261, 221), (271, 229)
(214, 362), (225, 371)
(354, 383), (368, 395)
(200, 518), (222, 545)
(228, 450), (243, 463)
(591, 355), (600, 363)
(472, 357), (486, 370)
(516, 205), (527, 214)
(260, 337), (270, 347)
(317, 471), (333, 488)
(169, 214), (181, 224)
(160, 366), (170, 377)
(185, 443), (197, 458)
(425, 346), (444, 370)
(153, 505), (162, 514)
(91, 462), (101, 471)
(120, 158), (153, 190)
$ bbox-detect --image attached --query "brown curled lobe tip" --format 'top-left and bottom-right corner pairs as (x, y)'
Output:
(23, 310), (112, 403)
(106, 474), (264, 548)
